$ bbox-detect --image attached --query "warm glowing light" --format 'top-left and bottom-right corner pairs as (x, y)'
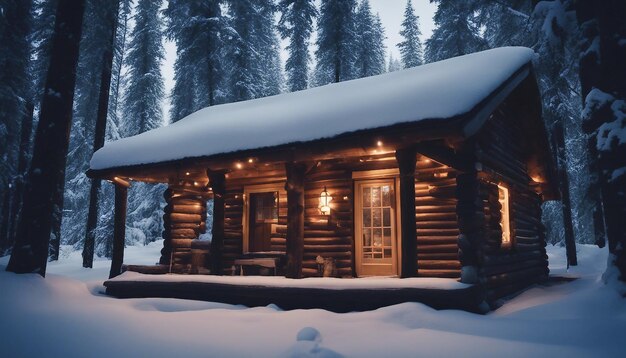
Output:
(235, 162), (243, 169)
(185, 172), (190, 176)
(434, 172), (448, 178)
(235, 195), (239, 199)
(498, 184), (511, 248)
(424, 159), (431, 163)
(531, 175), (543, 183)
(248, 158), (254, 163)
(343, 196), (349, 200)
(193, 181), (198, 186)
(377, 140), (383, 147)
(319, 186), (332, 215)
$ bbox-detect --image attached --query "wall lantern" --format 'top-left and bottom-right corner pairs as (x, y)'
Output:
(319, 186), (332, 215)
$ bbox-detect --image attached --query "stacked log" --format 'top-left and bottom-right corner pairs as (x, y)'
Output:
(474, 101), (550, 303)
(415, 165), (461, 278)
(222, 187), (244, 272)
(160, 183), (209, 273)
(480, 183), (549, 301)
(455, 171), (485, 283)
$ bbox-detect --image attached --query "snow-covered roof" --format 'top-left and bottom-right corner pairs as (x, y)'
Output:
(90, 47), (535, 171)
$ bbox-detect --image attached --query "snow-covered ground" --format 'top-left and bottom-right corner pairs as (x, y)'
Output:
(1, 243), (625, 358)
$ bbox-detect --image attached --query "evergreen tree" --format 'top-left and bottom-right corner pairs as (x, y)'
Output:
(387, 52), (402, 72)
(354, 1), (386, 78)
(425, 0), (488, 63)
(227, 0), (261, 101)
(107, 0), (132, 140)
(7, 0), (85, 275)
(58, 0), (119, 258)
(122, 0), (166, 245)
(165, 0), (227, 122)
(576, 0), (626, 281)
(397, 0), (423, 68)
(314, 0), (358, 85)
(256, 1), (283, 97)
(0, 0), (33, 254)
(277, 0), (317, 92)
(82, 0), (119, 268)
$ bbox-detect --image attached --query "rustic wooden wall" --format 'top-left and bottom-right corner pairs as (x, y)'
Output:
(475, 101), (550, 303)
(161, 182), (209, 273)
(416, 163), (461, 278)
(215, 155), (463, 278)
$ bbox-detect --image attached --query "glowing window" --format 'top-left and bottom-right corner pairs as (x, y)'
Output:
(497, 184), (512, 248)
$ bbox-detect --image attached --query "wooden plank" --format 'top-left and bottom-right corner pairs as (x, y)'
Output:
(109, 183), (128, 279)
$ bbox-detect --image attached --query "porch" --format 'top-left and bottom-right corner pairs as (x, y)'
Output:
(103, 272), (484, 313)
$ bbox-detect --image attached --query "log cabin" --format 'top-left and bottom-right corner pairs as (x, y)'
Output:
(88, 47), (558, 309)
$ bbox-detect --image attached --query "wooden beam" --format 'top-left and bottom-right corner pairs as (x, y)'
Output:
(396, 147), (418, 278)
(285, 162), (307, 279)
(109, 182), (128, 279)
(207, 169), (226, 275)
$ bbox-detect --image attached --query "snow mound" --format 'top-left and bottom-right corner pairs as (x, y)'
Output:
(90, 47), (534, 171)
(280, 327), (343, 358)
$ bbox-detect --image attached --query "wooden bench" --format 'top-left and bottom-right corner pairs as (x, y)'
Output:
(232, 257), (281, 276)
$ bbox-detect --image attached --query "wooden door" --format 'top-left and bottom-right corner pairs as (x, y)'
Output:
(355, 179), (398, 276)
(248, 192), (278, 252)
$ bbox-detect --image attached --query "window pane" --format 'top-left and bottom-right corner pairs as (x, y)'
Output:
(363, 187), (371, 207)
(372, 187), (381, 207)
(363, 208), (371, 227)
(384, 248), (392, 258)
(383, 208), (390, 227)
(373, 208), (382, 227)
(363, 229), (372, 247)
(373, 228), (382, 246)
(383, 228), (391, 246)
(382, 185), (391, 206)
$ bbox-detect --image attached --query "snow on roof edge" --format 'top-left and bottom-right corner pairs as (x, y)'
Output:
(90, 47), (535, 172)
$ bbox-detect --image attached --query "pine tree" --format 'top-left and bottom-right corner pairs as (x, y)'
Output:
(387, 52), (402, 72)
(57, 0), (119, 259)
(425, 0), (488, 63)
(397, 0), (423, 68)
(256, 2), (283, 97)
(576, 0), (626, 281)
(82, 0), (119, 268)
(7, 0), (85, 275)
(354, 1), (386, 78)
(107, 0), (131, 140)
(0, 0), (33, 254)
(227, 0), (261, 101)
(277, 0), (317, 92)
(314, 0), (358, 85)
(165, 0), (227, 122)
(123, 0), (166, 245)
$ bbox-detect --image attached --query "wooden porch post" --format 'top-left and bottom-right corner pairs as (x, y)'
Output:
(455, 170), (483, 284)
(208, 170), (226, 275)
(109, 180), (129, 279)
(396, 147), (418, 278)
(285, 162), (307, 279)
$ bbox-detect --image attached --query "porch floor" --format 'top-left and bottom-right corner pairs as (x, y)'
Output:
(104, 272), (483, 313)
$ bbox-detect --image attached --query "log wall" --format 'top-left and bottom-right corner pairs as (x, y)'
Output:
(416, 164), (461, 279)
(476, 101), (550, 303)
(208, 156), (463, 278)
(161, 182), (209, 273)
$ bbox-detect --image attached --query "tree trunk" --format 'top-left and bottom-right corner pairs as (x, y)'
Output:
(83, 0), (120, 268)
(6, 101), (35, 252)
(396, 147), (417, 278)
(553, 122), (577, 266)
(208, 170), (226, 275)
(6, 0), (86, 276)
